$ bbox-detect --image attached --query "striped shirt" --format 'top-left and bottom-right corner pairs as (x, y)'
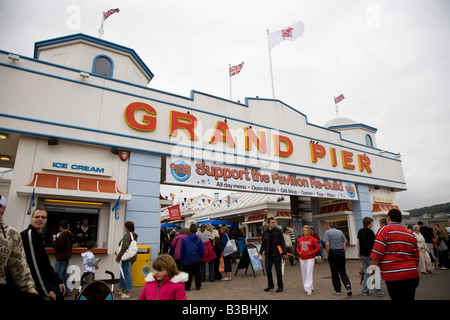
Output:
(287, 227), (297, 243)
(370, 223), (419, 281)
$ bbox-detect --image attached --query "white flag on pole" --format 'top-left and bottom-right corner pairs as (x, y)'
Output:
(269, 20), (305, 49)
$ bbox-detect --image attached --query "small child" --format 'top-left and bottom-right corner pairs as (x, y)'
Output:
(81, 240), (101, 284)
(138, 254), (188, 300)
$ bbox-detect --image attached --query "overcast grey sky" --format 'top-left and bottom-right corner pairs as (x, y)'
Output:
(0, 0), (449, 210)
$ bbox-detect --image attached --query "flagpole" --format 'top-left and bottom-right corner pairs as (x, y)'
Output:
(98, 12), (105, 38)
(266, 29), (275, 99)
(229, 64), (232, 100)
(334, 97), (339, 117)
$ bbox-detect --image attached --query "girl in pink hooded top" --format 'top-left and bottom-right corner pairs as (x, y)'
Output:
(138, 254), (188, 300)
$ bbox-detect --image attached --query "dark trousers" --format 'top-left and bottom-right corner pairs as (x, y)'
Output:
(437, 249), (450, 268)
(385, 278), (420, 300)
(265, 255), (283, 289)
(184, 261), (202, 290)
(201, 262), (214, 281)
(223, 254), (232, 272)
(328, 249), (351, 292)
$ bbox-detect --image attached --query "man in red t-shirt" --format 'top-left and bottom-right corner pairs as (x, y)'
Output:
(370, 209), (419, 300)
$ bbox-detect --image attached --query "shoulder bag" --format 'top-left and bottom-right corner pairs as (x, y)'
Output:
(437, 240), (448, 252)
(222, 233), (237, 257)
(119, 232), (138, 261)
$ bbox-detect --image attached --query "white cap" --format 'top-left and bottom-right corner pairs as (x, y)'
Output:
(0, 195), (6, 207)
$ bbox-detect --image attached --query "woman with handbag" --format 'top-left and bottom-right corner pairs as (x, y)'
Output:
(434, 224), (450, 269)
(220, 226), (236, 281)
(116, 221), (138, 298)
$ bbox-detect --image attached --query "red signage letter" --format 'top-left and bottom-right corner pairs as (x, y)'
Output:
(245, 127), (267, 153)
(358, 154), (372, 173)
(341, 150), (355, 170)
(310, 143), (326, 163)
(170, 110), (198, 140)
(273, 134), (293, 157)
(124, 102), (157, 131)
(209, 121), (236, 147)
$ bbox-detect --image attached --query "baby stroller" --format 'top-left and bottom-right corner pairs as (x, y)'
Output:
(75, 271), (115, 300)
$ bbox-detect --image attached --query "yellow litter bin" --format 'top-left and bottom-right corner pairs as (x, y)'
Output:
(132, 245), (152, 287)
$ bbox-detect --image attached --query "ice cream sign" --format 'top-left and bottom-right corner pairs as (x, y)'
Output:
(42, 159), (113, 176)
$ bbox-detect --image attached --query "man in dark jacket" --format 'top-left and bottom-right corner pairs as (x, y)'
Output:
(53, 220), (74, 297)
(180, 224), (205, 291)
(259, 217), (286, 293)
(21, 208), (65, 300)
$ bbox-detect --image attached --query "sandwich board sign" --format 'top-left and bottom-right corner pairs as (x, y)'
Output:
(235, 243), (265, 277)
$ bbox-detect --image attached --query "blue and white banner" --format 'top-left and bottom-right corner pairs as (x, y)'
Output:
(165, 157), (358, 200)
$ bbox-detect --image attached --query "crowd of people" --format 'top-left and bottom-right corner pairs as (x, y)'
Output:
(357, 210), (450, 300)
(1, 192), (449, 301)
(159, 223), (238, 291)
(0, 196), (115, 300)
(151, 210), (449, 301)
(153, 217), (338, 299)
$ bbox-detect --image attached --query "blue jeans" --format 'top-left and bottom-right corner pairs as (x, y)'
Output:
(361, 255), (382, 295)
(119, 260), (134, 292)
(54, 260), (70, 296)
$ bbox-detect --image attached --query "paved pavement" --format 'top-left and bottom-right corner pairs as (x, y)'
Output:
(81, 258), (450, 301)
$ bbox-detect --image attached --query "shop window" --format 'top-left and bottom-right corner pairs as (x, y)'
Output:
(365, 134), (373, 147)
(247, 222), (264, 239)
(39, 201), (109, 250)
(92, 55), (113, 77)
(325, 217), (349, 242)
(276, 219), (291, 232)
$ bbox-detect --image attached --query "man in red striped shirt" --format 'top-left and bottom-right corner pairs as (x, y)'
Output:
(370, 209), (420, 300)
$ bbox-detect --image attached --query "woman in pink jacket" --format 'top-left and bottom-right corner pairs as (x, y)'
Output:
(171, 227), (188, 270)
(138, 254), (188, 300)
(296, 225), (320, 296)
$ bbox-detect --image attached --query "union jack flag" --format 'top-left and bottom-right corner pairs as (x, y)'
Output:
(229, 62), (244, 77)
(334, 94), (345, 104)
(104, 8), (120, 20)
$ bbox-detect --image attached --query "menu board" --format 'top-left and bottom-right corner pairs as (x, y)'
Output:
(235, 243), (265, 277)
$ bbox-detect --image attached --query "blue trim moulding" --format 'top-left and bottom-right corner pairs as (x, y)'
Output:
(328, 123), (378, 133)
(33, 33), (154, 81)
(0, 57), (401, 163)
(0, 49), (405, 190)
